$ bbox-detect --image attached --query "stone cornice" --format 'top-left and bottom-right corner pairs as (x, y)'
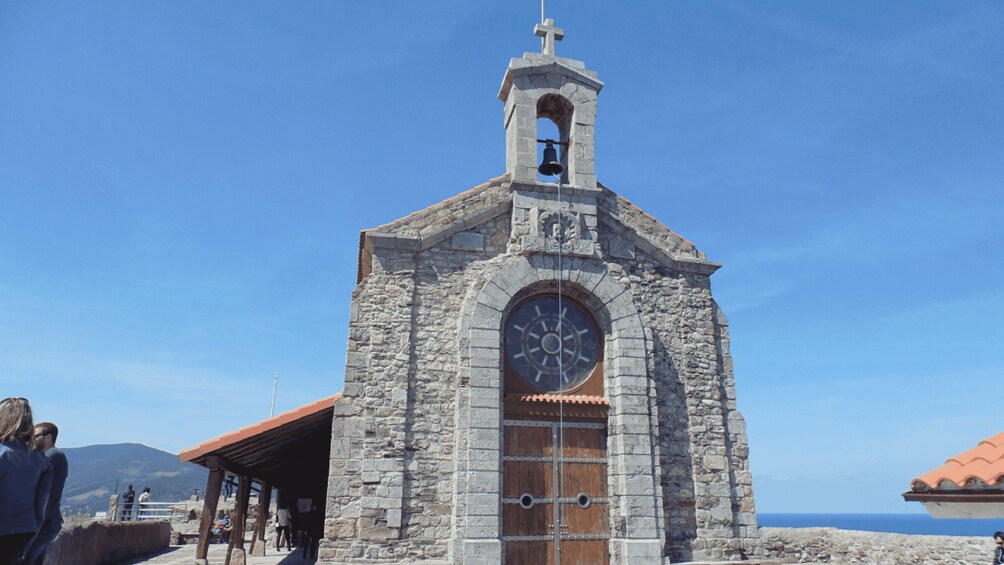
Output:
(498, 56), (604, 102)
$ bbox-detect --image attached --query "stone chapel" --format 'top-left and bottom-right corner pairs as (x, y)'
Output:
(322, 19), (760, 565)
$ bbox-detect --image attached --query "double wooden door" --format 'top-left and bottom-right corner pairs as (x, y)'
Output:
(502, 419), (609, 565)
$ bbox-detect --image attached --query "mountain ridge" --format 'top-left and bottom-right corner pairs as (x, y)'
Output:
(58, 442), (207, 516)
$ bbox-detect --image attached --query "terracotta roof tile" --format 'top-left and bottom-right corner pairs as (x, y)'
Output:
(507, 393), (608, 405)
(911, 431), (1004, 491)
(178, 393), (341, 464)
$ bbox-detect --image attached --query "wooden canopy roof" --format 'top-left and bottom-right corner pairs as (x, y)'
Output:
(179, 393), (340, 489)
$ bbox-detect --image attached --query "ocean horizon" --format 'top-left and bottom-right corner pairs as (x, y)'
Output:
(758, 513), (1004, 537)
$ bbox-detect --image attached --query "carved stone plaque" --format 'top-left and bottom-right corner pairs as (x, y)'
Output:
(519, 208), (595, 257)
(608, 234), (636, 259)
(451, 231), (485, 251)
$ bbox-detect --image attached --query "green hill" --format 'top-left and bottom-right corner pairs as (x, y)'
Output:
(59, 443), (207, 516)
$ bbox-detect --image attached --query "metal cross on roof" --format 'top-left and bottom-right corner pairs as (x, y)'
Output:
(534, 18), (565, 56)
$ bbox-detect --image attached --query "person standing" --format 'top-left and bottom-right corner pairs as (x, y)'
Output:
(0, 398), (52, 565)
(121, 485), (135, 521)
(137, 487), (151, 520)
(22, 422), (68, 565)
(300, 504), (321, 560)
(994, 531), (1004, 565)
(274, 503), (292, 551)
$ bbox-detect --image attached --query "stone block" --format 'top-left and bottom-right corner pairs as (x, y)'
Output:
(465, 493), (500, 514)
(469, 386), (500, 408)
(468, 347), (501, 369)
(612, 355), (647, 376)
(358, 516), (397, 541)
(477, 280), (510, 309)
(470, 428), (501, 450)
(464, 470), (501, 494)
(463, 539), (502, 561)
(325, 518), (356, 539)
(606, 293), (638, 321)
(386, 508), (402, 528)
(609, 337), (647, 358)
(466, 447), (501, 472)
(463, 514), (500, 538)
(613, 538), (664, 563)
(469, 407), (501, 430)
(468, 367), (500, 388)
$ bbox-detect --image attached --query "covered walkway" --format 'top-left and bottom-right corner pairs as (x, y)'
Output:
(178, 394), (340, 564)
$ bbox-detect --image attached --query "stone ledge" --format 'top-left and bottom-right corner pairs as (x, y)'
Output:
(672, 560), (793, 565)
(763, 526), (994, 565)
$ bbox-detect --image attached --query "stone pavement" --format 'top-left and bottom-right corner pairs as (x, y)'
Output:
(120, 551), (829, 565)
(120, 543), (315, 565)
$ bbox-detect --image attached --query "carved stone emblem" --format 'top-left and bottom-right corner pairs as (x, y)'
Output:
(519, 208), (595, 257)
(541, 209), (578, 243)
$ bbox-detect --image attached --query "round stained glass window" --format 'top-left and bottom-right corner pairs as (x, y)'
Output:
(504, 295), (599, 392)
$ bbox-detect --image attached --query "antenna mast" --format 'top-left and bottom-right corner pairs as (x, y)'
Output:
(270, 371), (278, 417)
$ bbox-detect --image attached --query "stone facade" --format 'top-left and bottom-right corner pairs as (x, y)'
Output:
(323, 22), (759, 564)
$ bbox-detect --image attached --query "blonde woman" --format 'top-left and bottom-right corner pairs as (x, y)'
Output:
(0, 398), (52, 565)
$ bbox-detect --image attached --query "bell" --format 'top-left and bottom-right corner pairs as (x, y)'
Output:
(538, 141), (563, 177)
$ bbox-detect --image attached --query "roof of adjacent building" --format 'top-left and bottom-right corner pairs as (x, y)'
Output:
(910, 431), (1004, 491)
(178, 393), (341, 488)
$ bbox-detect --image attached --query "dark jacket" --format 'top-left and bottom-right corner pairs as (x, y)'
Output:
(995, 545), (1004, 565)
(0, 442), (53, 536)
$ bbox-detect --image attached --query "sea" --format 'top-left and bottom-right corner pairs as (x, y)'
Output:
(758, 513), (1004, 537)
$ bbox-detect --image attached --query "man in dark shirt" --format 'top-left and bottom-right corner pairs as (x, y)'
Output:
(122, 484), (135, 521)
(22, 422), (69, 565)
(994, 531), (1004, 565)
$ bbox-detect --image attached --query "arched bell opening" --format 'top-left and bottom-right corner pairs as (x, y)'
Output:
(536, 94), (573, 184)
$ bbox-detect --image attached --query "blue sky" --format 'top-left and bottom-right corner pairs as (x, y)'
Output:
(1, 1), (1001, 514)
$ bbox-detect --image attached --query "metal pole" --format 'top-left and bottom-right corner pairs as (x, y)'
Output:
(270, 371), (278, 417)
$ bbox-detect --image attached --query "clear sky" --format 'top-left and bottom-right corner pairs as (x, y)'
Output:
(1, 1), (1001, 514)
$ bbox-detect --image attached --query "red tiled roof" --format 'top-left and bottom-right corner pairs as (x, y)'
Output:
(911, 431), (1004, 491)
(179, 393), (341, 465)
(506, 393), (608, 405)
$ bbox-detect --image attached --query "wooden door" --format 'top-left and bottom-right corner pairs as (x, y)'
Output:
(503, 420), (609, 565)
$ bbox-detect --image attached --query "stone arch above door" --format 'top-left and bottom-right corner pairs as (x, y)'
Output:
(452, 254), (666, 565)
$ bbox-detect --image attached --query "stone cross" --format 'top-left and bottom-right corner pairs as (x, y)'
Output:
(534, 18), (565, 56)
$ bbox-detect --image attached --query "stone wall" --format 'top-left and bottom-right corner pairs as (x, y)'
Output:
(42, 520), (170, 565)
(597, 234), (760, 562)
(762, 527), (995, 564)
(324, 213), (511, 563)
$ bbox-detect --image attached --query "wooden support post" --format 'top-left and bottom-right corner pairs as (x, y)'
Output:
(196, 456), (226, 560)
(249, 482), (272, 556)
(225, 475), (252, 565)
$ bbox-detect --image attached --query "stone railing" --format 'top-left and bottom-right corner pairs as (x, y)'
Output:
(41, 520), (170, 565)
(761, 526), (995, 565)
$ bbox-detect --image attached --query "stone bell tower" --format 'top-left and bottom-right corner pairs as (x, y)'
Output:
(502, 18), (600, 189)
(323, 18), (761, 565)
